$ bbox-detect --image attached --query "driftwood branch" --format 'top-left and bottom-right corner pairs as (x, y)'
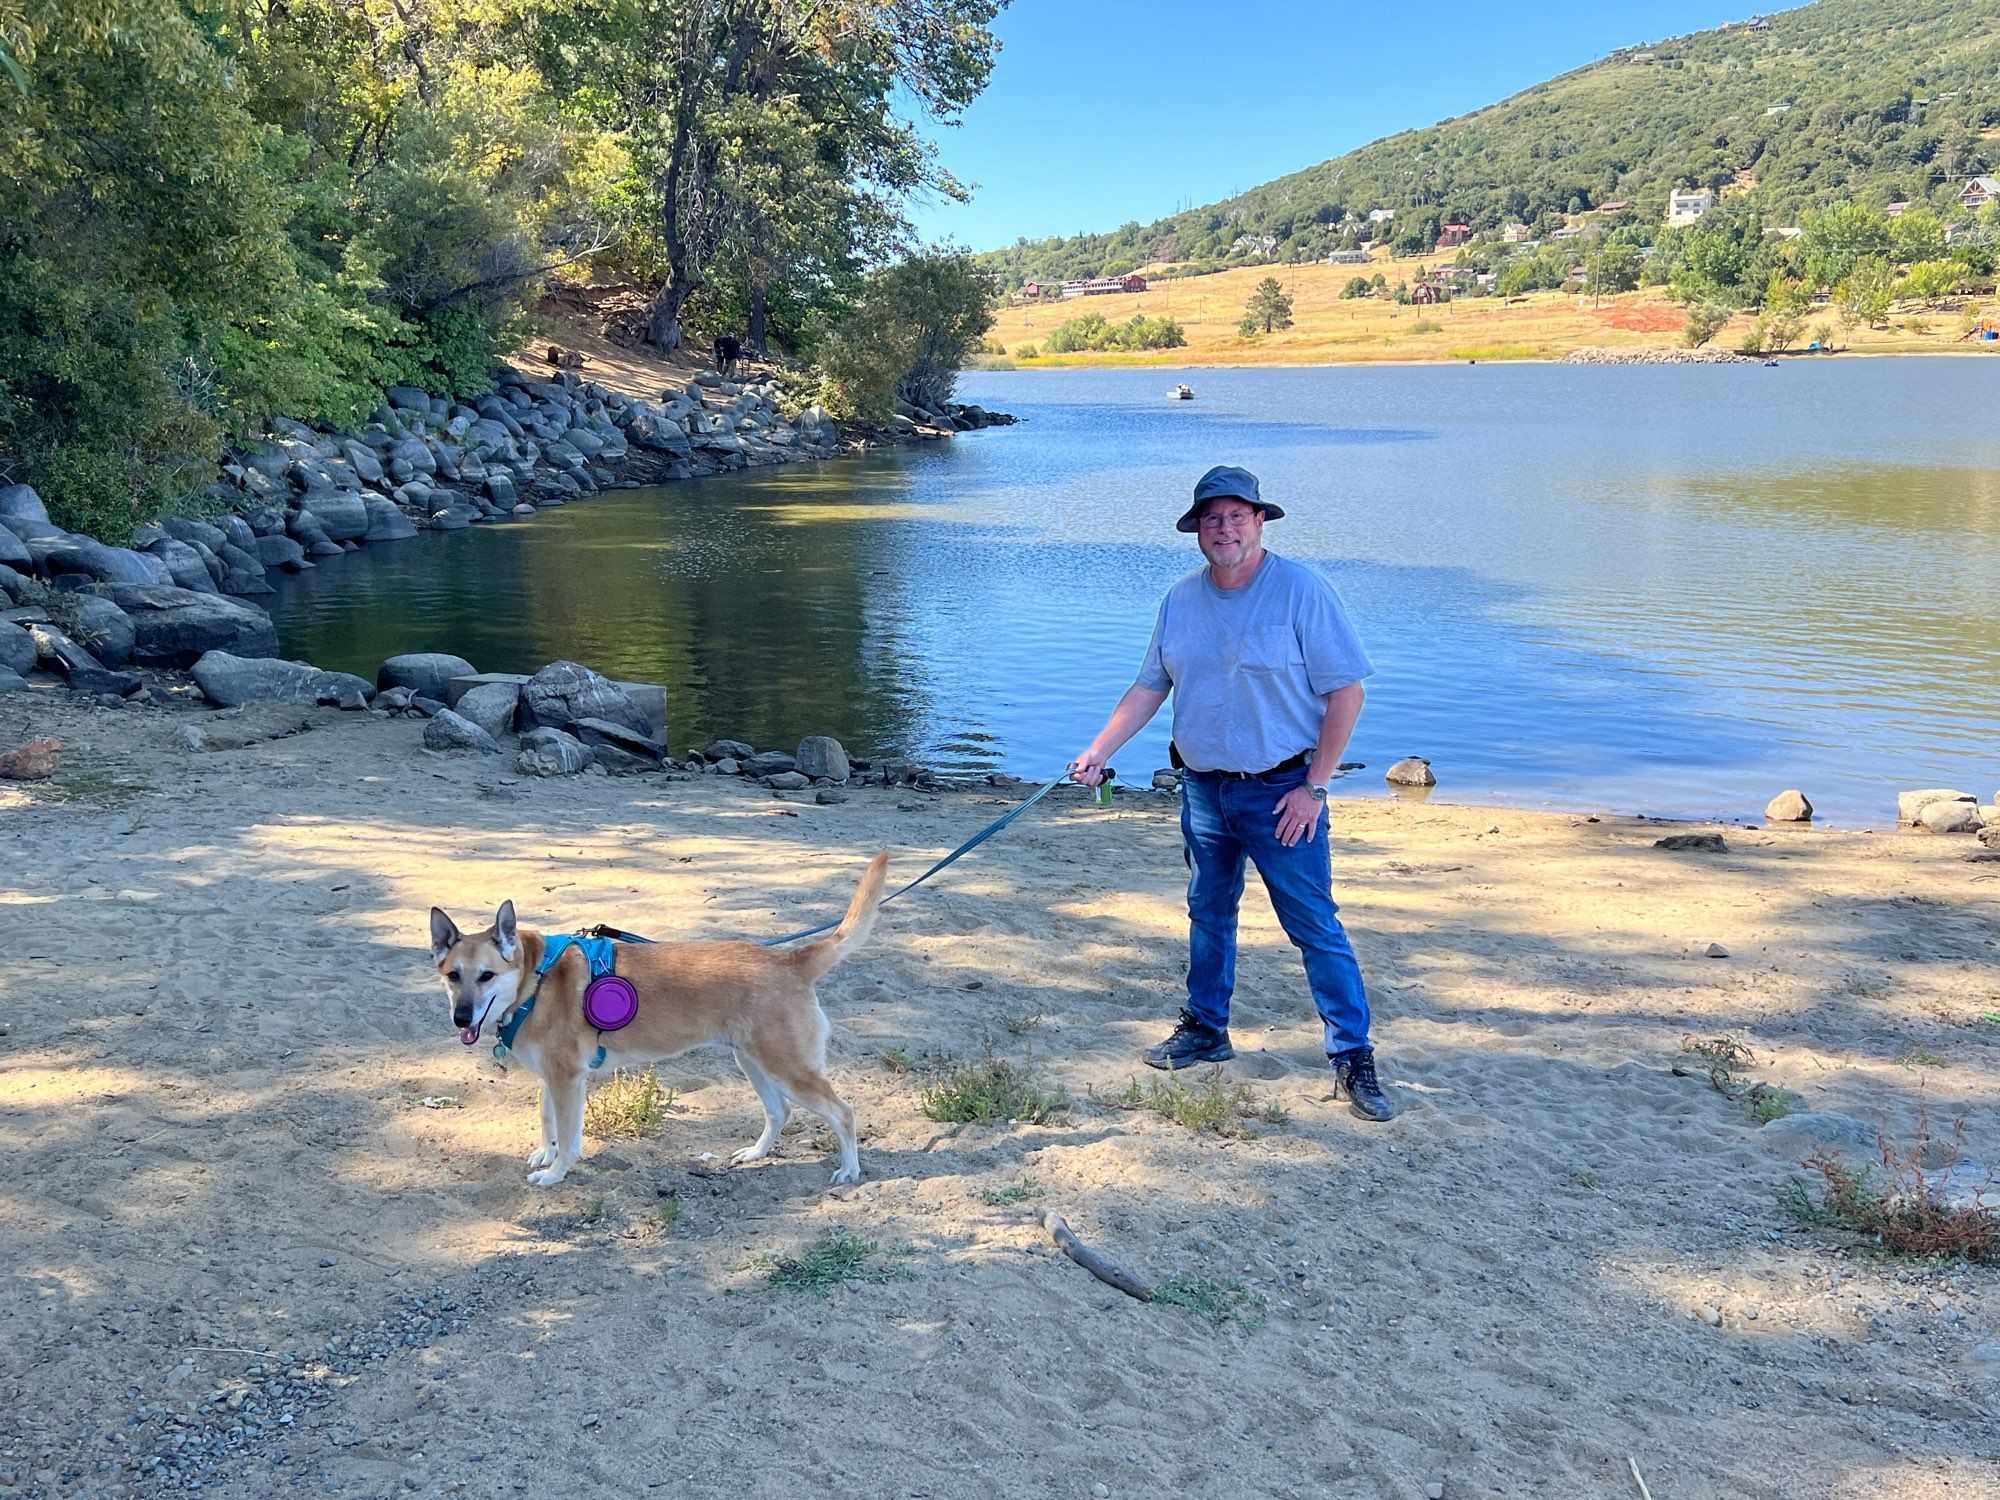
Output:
(1042, 1210), (1152, 1302)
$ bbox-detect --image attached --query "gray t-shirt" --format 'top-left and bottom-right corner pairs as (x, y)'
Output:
(1135, 552), (1373, 773)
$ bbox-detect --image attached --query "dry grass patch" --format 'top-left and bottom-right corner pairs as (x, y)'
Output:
(920, 1041), (1068, 1125)
(1781, 1114), (2000, 1265)
(1117, 1068), (1286, 1138)
(583, 1068), (677, 1138)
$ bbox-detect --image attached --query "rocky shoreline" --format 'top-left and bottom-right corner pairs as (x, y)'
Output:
(0, 363), (1013, 730)
(1561, 347), (1756, 366)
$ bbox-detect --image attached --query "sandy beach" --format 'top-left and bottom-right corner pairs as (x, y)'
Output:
(3, 687), (1998, 1499)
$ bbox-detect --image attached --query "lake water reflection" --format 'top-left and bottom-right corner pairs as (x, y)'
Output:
(267, 359), (2000, 825)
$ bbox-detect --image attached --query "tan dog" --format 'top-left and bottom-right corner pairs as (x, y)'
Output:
(429, 852), (888, 1188)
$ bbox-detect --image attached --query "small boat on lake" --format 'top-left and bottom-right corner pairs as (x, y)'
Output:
(1168, 384), (1193, 400)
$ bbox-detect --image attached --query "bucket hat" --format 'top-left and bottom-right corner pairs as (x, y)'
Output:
(1176, 464), (1285, 533)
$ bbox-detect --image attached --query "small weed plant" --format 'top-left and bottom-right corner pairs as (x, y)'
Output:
(584, 1068), (677, 1138)
(1779, 1111), (2000, 1265)
(920, 1041), (1068, 1125)
(1154, 1275), (1266, 1330)
(999, 1008), (1047, 1037)
(1744, 1083), (1795, 1124)
(759, 1228), (913, 1296)
(1118, 1068), (1284, 1138)
(979, 1178), (1048, 1206)
(1681, 1031), (1755, 1096)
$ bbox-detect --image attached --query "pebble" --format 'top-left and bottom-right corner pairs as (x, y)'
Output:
(1698, 1304), (1722, 1327)
(1704, 943), (1729, 958)
(1427, 1484), (1446, 1500)
(1094, 1486), (1110, 1498)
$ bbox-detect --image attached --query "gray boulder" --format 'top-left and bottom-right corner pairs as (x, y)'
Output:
(25, 620), (103, 676)
(442, 671), (530, 707)
(97, 583), (279, 666)
(519, 726), (592, 776)
(254, 534), (310, 571)
(218, 542), (274, 596)
(340, 441), (386, 485)
(571, 716), (665, 773)
(1921, 799), (1982, 835)
(163, 515), (228, 553)
(0, 667), (26, 693)
(390, 437), (437, 477)
(0, 524), (30, 572)
(1899, 788), (1975, 826)
(0, 484), (50, 526)
(304, 489), (369, 542)
(1764, 789), (1813, 823)
(795, 735), (851, 782)
(0, 619), (34, 677)
(386, 385), (433, 411)
(42, 538), (163, 586)
(626, 408), (693, 457)
(764, 770), (811, 790)
(519, 659), (649, 738)
(423, 708), (501, 754)
(377, 652), (477, 701)
(287, 509), (332, 549)
(742, 750), (798, 778)
(192, 651), (369, 708)
(704, 738), (754, 761)
(146, 537), (220, 595)
(1386, 756), (1436, 787)
(453, 681), (521, 742)
(363, 496), (418, 542)
(63, 595), (136, 667)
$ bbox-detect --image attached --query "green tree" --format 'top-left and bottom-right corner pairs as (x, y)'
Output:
(1244, 276), (1294, 334)
(1584, 241), (1641, 301)
(810, 249), (994, 419)
(1837, 257), (1895, 327)
(1681, 302), (1733, 348)
(1897, 258), (1962, 304)
(1889, 207), (1946, 265)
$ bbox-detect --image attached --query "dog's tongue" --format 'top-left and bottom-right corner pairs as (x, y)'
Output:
(459, 1024), (480, 1046)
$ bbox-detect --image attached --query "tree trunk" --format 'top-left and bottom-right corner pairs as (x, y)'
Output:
(747, 280), (768, 355)
(647, 281), (690, 352)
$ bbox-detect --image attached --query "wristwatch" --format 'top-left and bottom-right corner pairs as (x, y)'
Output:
(1307, 782), (1330, 803)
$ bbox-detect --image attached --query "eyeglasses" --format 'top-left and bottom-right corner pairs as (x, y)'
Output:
(1197, 510), (1259, 530)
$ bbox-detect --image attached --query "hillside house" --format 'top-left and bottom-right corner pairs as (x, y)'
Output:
(1366, 208), (1396, 224)
(1437, 223), (1472, 248)
(1667, 188), (1716, 226)
(1747, 15), (1772, 30)
(1885, 202), (1910, 219)
(1325, 249), (1373, 264)
(1594, 200), (1633, 215)
(1957, 176), (2000, 211)
(1501, 222), (1531, 243)
(1230, 234), (1278, 257)
(1059, 274), (1148, 299)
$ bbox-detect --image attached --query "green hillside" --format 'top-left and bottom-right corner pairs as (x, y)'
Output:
(979, 0), (2000, 281)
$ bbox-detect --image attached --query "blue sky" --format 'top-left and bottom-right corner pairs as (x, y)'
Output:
(907, 1), (1758, 251)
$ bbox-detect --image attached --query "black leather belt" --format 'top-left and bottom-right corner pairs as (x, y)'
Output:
(1203, 751), (1311, 780)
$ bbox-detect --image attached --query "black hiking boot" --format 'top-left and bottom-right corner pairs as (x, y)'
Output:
(1329, 1046), (1398, 1121)
(1144, 1009), (1235, 1070)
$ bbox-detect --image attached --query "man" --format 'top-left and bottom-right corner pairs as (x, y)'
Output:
(1068, 464), (1395, 1121)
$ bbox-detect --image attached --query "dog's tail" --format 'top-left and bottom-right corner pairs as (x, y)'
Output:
(788, 851), (890, 983)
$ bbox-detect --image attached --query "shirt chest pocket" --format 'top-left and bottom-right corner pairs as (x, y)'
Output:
(1235, 624), (1300, 676)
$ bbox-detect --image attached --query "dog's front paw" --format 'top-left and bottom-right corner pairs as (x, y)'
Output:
(527, 1163), (571, 1188)
(828, 1164), (861, 1187)
(730, 1145), (770, 1166)
(527, 1144), (555, 1169)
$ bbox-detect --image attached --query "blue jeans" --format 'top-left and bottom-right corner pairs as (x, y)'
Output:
(1180, 767), (1373, 1055)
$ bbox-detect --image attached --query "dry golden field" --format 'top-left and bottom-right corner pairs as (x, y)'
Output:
(985, 254), (1997, 367)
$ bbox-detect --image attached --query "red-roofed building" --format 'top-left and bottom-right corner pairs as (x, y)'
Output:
(1437, 223), (1472, 249)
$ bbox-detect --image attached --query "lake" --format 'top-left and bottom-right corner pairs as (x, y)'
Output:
(267, 359), (2000, 826)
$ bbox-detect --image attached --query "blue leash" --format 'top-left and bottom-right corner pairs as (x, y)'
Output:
(583, 771), (1072, 949)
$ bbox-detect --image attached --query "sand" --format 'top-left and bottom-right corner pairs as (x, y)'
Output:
(3, 688), (1998, 1499)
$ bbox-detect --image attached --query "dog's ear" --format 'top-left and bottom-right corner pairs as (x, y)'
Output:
(430, 907), (461, 965)
(493, 900), (519, 961)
